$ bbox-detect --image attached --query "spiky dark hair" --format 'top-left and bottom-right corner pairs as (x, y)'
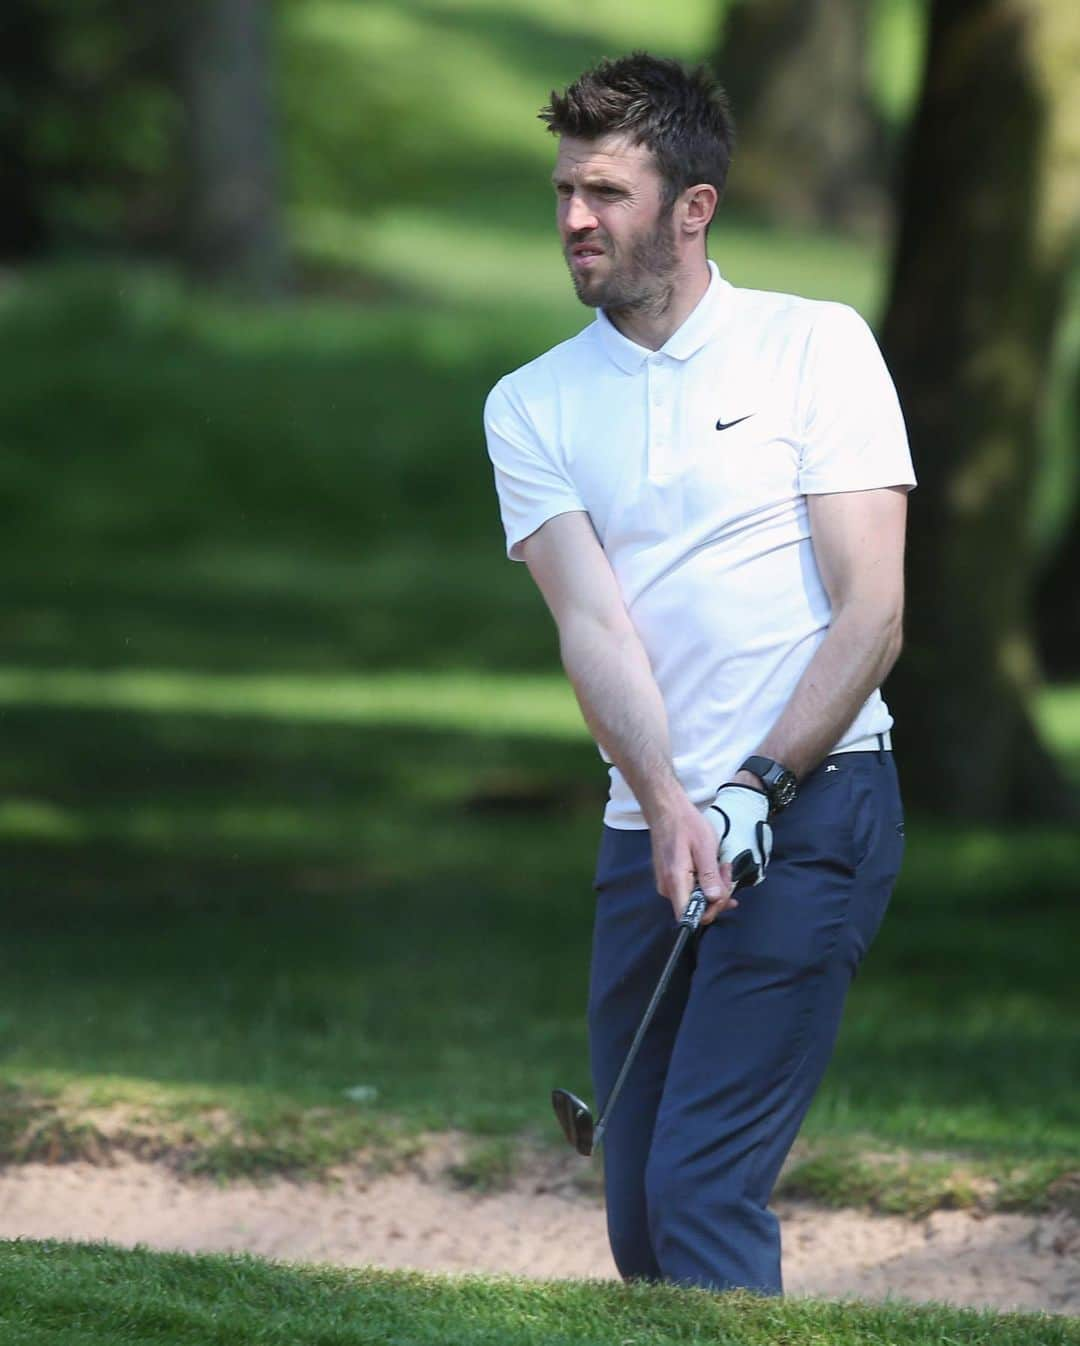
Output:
(539, 52), (735, 215)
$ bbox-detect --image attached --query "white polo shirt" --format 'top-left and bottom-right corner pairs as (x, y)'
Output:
(484, 262), (916, 830)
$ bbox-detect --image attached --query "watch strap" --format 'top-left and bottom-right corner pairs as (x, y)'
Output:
(738, 755), (798, 812)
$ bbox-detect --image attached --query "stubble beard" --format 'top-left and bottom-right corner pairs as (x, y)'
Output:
(567, 207), (679, 320)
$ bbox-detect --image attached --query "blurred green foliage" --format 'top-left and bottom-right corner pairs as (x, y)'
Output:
(869, 0), (927, 125)
(12, 0), (926, 256)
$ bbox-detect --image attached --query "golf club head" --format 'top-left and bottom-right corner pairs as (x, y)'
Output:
(551, 1088), (594, 1156)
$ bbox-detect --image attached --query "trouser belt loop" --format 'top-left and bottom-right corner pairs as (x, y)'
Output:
(876, 732), (885, 763)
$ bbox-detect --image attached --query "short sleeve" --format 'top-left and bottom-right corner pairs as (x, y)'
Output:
(484, 379), (586, 560)
(797, 303), (917, 496)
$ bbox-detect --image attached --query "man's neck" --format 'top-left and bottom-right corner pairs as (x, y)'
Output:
(604, 257), (712, 352)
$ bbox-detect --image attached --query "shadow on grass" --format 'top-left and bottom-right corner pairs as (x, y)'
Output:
(0, 696), (1077, 1156)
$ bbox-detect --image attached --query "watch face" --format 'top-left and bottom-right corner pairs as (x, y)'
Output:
(773, 771), (798, 809)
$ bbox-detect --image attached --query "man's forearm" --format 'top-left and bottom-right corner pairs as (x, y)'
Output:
(558, 612), (684, 821)
(559, 608), (737, 916)
(749, 603), (903, 783)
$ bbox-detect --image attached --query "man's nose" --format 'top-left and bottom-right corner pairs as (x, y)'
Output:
(563, 192), (598, 234)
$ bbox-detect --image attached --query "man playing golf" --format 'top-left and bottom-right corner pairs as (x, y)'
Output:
(483, 53), (914, 1295)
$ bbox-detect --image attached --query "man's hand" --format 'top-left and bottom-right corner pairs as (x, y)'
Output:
(708, 785), (773, 890)
(649, 795), (738, 927)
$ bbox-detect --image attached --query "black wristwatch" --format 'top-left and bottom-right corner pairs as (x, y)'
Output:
(739, 755), (798, 813)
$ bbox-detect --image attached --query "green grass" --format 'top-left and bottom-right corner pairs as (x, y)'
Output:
(0, 271), (1076, 1200)
(0, 667), (586, 740)
(0, 661), (1076, 1202)
(2, 1242), (1076, 1346)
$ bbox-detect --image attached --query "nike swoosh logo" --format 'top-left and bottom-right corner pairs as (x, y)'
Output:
(715, 414), (754, 432)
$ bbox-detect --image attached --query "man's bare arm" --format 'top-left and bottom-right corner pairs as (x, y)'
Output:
(737, 487), (907, 789)
(520, 511), (735, 921)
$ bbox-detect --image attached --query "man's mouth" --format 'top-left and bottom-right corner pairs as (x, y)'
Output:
(569, 242), (606, 268)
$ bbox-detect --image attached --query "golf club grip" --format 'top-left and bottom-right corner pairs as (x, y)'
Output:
(683, 867), (751, 927)
(678, 888), (711, 931)
(593, 921), (692, 1144)
(680, 885), (708, 930)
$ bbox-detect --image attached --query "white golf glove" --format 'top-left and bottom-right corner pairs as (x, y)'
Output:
(707, 785), (773, 889)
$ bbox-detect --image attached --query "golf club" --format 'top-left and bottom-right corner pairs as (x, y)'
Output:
(552, 856), (757, 1157)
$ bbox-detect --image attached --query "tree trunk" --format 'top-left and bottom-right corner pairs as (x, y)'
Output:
(0, 3), (54, 258)
(177, 0), (288, 296)
(880, 0), (1080, 819)
(714, 0), (887, 232)
(1034, 282), (1080, 679)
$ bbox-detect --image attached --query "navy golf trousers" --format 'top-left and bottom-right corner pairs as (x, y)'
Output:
(588, 746), (904, 1295)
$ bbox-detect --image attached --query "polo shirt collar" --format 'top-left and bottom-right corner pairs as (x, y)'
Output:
(594, 260), (731, 374)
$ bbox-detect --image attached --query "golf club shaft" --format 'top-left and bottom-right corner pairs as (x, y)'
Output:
(592, 887), (707, 1149)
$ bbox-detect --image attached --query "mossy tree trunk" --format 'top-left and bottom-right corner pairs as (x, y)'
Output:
(714, 0), (887, 231)
(881, 0), (1080, 819)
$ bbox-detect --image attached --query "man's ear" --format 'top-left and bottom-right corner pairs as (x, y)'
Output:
(680, 184), (718, 238)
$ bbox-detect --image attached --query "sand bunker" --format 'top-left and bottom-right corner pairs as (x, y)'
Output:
(1, 1138), (1076, 1316)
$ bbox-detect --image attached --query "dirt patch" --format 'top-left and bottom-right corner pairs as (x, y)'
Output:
(0, 1135), (1077, 1316)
